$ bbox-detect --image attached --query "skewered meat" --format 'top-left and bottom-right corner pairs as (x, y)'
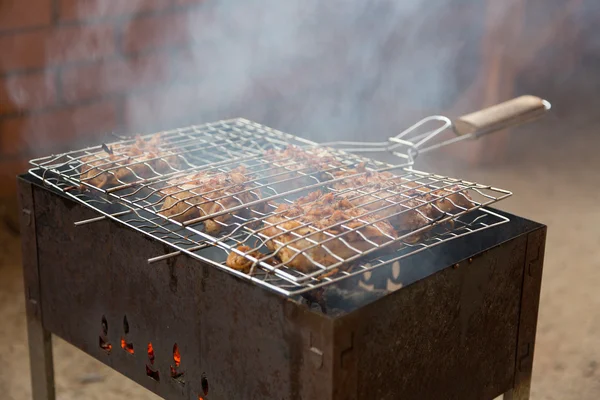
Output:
(158, 166), (261, 234)
(259, 191), (397, 273)
(79, 135), (182, 189)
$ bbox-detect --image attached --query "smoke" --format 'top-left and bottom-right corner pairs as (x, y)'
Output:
(164, 0), (467, 142)
(2, 0), (593, 156)
(121, 0), (483, 143)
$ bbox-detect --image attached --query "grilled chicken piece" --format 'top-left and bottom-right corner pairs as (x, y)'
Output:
(429, 185), (475, 214)
(79, 135), (182, 189)
(332, 166), (475, 228)
(226, 246), (265, 273)
(158, 166), (261, 234)
(331, 167), (434, 238)
(263, 146), (346, 186)
(260, 191), (397, 273)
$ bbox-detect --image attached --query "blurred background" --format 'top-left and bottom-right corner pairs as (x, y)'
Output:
(1, 0), (599, 399)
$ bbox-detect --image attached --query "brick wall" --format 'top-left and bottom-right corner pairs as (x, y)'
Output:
(0, 0), (211, 199)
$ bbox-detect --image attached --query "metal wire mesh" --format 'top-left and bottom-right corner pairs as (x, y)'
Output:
(29, 118), (512, 296)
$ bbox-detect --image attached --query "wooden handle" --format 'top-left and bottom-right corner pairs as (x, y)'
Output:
(453, 95), (550, 137)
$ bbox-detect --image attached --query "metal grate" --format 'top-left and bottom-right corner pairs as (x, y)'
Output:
(29, 118), (512, 296)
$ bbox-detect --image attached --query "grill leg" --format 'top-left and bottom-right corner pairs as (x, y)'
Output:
(26, 312), (56, 400)
(19, 180), (56, 399)
(503, 376), (531, 400)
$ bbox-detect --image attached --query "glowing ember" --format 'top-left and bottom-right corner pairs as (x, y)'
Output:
(173, 343), (181, 367)
(120, 338), (134, 354)
(147, 342), (155, 364)
(100, 342), (112, 352)
(99, 336), (112, 353)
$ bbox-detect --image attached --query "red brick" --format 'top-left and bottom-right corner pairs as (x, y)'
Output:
(0, 24), (116, 73)
(0, 0), (52, 32)
(121, 9), (210, 55)
(58, 0), (205, 22)
(59, 46), (208, 103)
(0, 73), (58, 115)
(0, 31), (46, 72)
(0, 101), (119, 156)
(60, 52), (169, 103)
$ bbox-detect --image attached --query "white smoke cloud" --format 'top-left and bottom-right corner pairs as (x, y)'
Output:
(145, 0), (468, 143)
(2, 0), (591, 156)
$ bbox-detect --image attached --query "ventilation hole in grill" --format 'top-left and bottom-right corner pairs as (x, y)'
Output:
(147, 342), (155, 364)
(123, 315), (130, 334)
(201, 373), (209, 395)
(170, 367), (185, 383)
(99, 316), (111, 353)
(101, 315), (108, 336)
(99, 336), (112, 353)
(121, 337), (134, 354)
(146, 365), (160, 382)
(170, 343), (185, 383)
(120, 316), (134, 354)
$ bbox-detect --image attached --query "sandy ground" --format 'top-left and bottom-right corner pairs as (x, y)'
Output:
(0, 114), (599, 399)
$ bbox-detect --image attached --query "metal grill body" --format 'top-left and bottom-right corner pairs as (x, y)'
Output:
(19, 175), (546, 400)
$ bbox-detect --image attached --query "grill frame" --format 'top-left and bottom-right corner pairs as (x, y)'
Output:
(18, 175), (546, 400)
(28, 118), (514, 296)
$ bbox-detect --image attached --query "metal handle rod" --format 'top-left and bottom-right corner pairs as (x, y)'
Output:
(322, 95), (551, 161)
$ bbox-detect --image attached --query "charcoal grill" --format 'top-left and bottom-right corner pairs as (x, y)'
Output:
(19, 96), (549, 400)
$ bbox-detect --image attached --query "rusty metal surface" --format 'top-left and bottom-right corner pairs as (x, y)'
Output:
(21, 175), (546, 400)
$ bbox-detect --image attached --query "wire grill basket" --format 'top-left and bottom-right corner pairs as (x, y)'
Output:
(29, 96), (550, 296)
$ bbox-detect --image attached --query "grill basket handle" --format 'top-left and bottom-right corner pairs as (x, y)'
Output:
(453, 95), (551, 137)
(319, 95), (550, 162)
